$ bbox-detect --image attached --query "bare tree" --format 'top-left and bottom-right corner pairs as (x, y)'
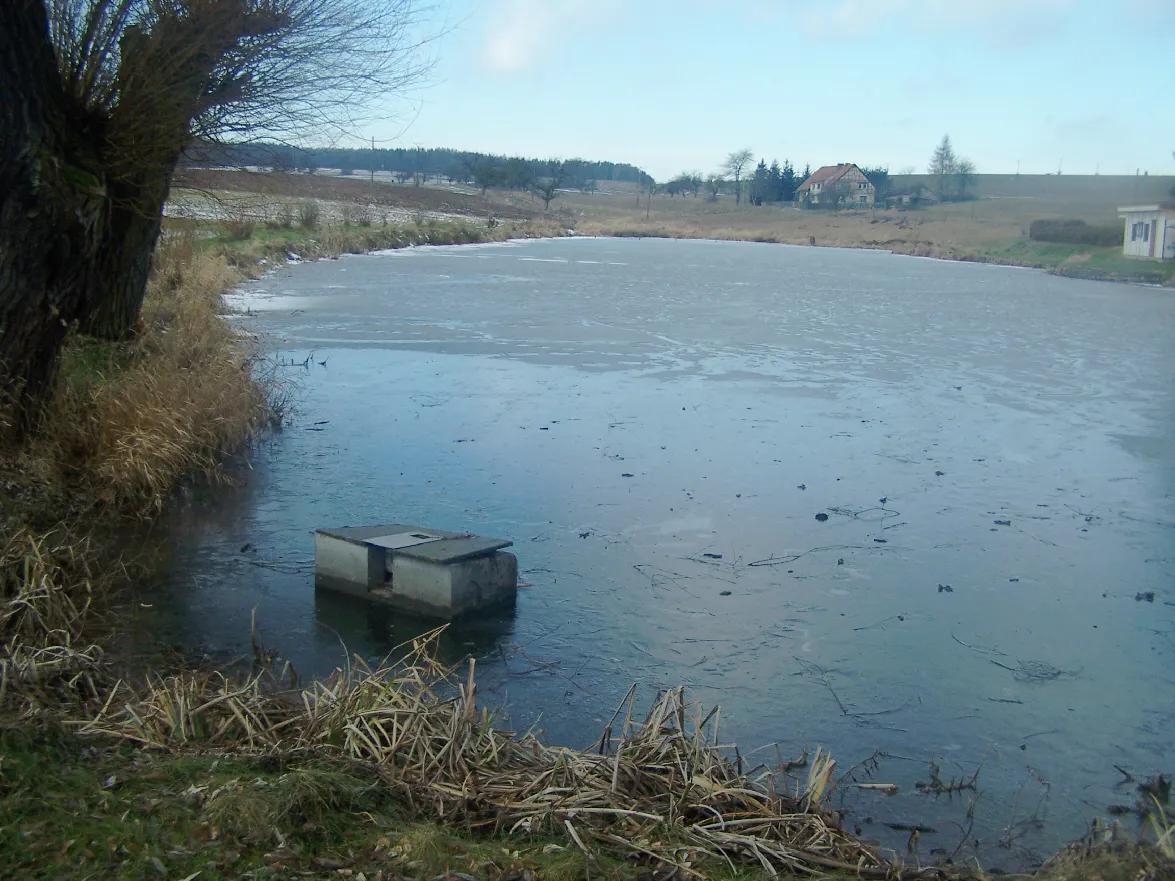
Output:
(954, 157), (977, 200)
(533, 161), (566, 211)
(642, 177), (658, 219)
(722, 149), (754, 205)
(1, 0), (431, 432)
(705, 174), (724, 201)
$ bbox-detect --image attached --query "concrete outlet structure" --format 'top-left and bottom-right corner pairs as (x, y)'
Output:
(314, 524), (517, 620)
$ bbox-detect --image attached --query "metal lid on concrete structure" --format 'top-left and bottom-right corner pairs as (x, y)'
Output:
(367, 531), (445, 550)
(316, 525), (512, 563)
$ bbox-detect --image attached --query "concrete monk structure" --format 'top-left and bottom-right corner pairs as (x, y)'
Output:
(1118, 203), (1175, 261)
(314, 524), (517, 620)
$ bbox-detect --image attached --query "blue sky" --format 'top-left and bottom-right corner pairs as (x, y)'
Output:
(374, 0), (1174, 181)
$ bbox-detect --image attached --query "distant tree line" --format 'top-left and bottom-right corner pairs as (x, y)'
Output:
(682, 135), (978, 211)
(747, 159), (801, 205)
(186, 142), (652, 192)
(662, 158), (809, 206)
(664, 152), (894, 209)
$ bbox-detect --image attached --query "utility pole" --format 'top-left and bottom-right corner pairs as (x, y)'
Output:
(370, 136), (375, 185)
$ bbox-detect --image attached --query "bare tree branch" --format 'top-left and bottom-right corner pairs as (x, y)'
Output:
(722, 148), (754, 205)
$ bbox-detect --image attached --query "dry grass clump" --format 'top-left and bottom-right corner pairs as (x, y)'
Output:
(81, 630), (907, 878)
(206, 764), (382, 844)
(341, 202), (375, 227)
(0, 528), (104, 704)
(268, 202), (298, 229)
(224, 214), (256, 240)
(32, 232), (269, 511)
(1035, 840), (1175, 881)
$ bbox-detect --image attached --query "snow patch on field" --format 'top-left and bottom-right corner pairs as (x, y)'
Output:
(165, 189), (475, 226)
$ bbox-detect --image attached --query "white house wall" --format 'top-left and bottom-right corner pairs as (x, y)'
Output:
(1121, 210), (1172, 260)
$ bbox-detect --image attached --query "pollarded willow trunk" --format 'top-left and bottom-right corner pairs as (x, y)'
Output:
(0, 0), (109, 436)
(0, 2), (188, 435)
(3, 0), (349, 436)
(81, 174), (174, 339)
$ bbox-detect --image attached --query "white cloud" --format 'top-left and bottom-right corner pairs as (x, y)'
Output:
(803, 0), (1079, 41)
(479, 0), (605, 73)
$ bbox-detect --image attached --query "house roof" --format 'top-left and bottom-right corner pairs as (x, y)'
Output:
(797, 163), (867, 193)
(1117, 202), (1175, 215)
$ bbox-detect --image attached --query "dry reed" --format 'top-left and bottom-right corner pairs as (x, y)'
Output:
(29, 232), (269, 512)
(0, 528), (104, 704)
(80, 630), (926, 879)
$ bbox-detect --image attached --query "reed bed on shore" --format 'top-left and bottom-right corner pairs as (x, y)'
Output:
(78, 630), (922, 879)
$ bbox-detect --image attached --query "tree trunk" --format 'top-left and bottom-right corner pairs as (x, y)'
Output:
(0, 2), (180, 435)
(3, 0), (312, 436)
(82, 173), (173, 339)
(0, 0), (108, 436)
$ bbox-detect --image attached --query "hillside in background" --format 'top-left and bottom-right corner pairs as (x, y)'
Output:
(891, 173), (1174, 220)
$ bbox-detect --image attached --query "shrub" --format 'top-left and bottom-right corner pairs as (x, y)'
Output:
(297, 201), (320, 230)
(268, 204), (297, 230)
(1029, 219), (1121, 247)
(341, 203), (374, 227)
(224, 215), (255, 241)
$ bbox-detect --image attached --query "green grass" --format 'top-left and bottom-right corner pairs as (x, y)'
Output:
(6, 723), (1172, 880)
(0, 725), (802, 881)
(978, 239), (1175, 284)
(55, 336), (139, 396)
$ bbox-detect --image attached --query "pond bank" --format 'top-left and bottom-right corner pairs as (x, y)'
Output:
(576, 222), (1174, 287)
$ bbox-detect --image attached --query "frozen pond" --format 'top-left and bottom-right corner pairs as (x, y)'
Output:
(139, 237), (1174, 869)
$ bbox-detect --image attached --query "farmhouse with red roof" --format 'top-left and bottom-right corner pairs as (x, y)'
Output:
(795, 163), (875, 207)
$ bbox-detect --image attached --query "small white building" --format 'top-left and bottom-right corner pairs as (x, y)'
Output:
(1118, 203), (1175, 260)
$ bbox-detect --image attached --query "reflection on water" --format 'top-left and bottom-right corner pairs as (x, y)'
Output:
(313, 588), (518, 660)
(140, 238), (1174, 869)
